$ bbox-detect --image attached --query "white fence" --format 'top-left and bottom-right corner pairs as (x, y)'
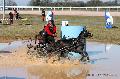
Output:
(0, 6), (120, 11)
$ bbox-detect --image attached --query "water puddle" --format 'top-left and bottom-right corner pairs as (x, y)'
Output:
(0, 67), (27, 79)
(0, 65), (88, 79)
(27, 64), (88, 79)
(86, 42), (120, 79)
(0, 40), (28, 51)
(0, 41), (120, 79)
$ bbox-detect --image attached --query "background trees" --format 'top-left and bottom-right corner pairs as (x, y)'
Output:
(0, 0), (17, 6)
(6, 0), (17, 6)
(28, 0), (120, 7)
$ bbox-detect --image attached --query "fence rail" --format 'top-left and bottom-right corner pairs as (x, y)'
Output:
(0, 6), (120, 11)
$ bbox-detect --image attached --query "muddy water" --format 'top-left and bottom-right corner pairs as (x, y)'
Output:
(0, 41), (120, 79)
(27, 64), (89, 79)
(0, 65), (88, 79)
(0, 40), (89, 79)
(0, 67), (27, 79)
(86, 42), (120, 79)
(0, 40), (28, 51)
(0, 43), (9, 50)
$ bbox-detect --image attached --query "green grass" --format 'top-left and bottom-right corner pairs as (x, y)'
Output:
(0, 15), (120, 44)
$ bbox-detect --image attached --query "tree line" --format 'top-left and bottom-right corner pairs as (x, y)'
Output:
(2, 0), (119, 7)
(28, 0), (119, 7)
(6, 0), (17, 6)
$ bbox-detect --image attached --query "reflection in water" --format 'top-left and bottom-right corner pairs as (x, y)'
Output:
(27, 64), (89, 79)
(87, 51), (103, 56)
(0, 43), (9, 50)
(0, 41), (120, 79)
(0, 51), (12, 53)
(0, 40), (28, 52)
(0, 77), (25, 79)
(0, 62), (89, 79)
(66, 68), (82, 77)
(86, 42), (110, 64)
(86, 42), (120, 79)
(0, 65), (89, 79)
(0, 68), (27, 79)
(87, 50), (109, 64)
(89, 58), (109, 64)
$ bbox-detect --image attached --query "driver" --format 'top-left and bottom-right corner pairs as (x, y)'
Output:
(44, 20), (57, 43)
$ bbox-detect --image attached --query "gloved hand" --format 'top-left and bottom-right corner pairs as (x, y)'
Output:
(53, 34), (57, 37)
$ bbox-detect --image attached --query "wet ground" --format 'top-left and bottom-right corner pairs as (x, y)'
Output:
(86, 42), (120, 79)
(0, 41), (120, 79)
(0, 67), (27, 79)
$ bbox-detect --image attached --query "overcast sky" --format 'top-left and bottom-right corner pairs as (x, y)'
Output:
(0, 0), (115, 6)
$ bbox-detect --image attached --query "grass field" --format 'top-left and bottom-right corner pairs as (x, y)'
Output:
(0, 14), (120, 44)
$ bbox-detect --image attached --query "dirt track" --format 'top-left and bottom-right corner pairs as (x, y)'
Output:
(0, 11), (120, 16)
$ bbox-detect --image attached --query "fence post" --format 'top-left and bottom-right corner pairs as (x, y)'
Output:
(97, 8), (99, 12)
(17, 8), (19, 11)
(92, 8), (93, 11)
(32, 8), (33, 11)
(109, 8), (110, 11)
(70, 7), (71, 11)
(62, 7), (63, 11)
(39, 8), (40, 11)
(117, 8), (118, 12)
(86, 8), (87, 11)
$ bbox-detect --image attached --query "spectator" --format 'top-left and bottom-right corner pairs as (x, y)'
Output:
(46, 10), (54, 25)
(13, 9), (17, 20)
(16, 13), (22, 19)
(9, 12), (13, 25)
(41, 9), (45, 21)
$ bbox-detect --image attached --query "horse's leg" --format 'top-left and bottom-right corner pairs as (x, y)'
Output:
(76, 46), (89, 62)
(60, 52), (65, 57)
(81, 52), (90, 61)
(35, 34), (38, 44)
(79, 52), (85, 61)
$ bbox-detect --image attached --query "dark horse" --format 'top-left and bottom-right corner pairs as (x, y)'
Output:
(28, 29), (92, 62)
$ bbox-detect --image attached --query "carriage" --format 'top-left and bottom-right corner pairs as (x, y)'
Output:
(27, 26), (92, 62)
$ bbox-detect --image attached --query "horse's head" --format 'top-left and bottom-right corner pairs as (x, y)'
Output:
(83, 30), (93, 38)
(78, 29), (93, 39)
